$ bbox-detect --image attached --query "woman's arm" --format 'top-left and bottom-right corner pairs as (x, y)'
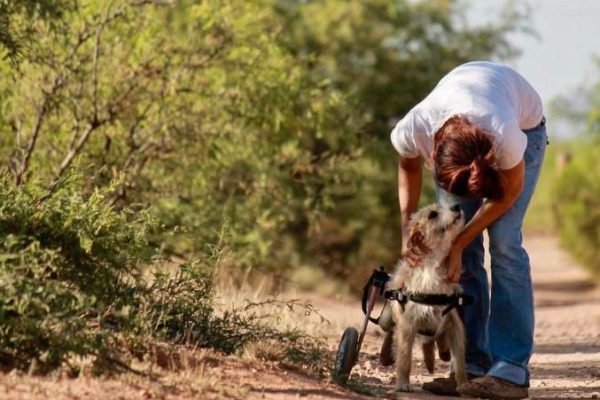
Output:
(398, 155), (423, 247)
(445, 159), (525, 282)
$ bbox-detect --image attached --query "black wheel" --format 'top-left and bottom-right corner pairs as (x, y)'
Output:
(332, 327), (359, 384)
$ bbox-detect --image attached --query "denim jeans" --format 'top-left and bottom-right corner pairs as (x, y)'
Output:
(436, 122), (547, 386)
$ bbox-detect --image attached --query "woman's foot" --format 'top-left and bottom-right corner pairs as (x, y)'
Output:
(457, 375), (529, 400)
(422, 372), (479, 396)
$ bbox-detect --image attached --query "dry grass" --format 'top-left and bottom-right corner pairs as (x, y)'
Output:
(242, 340), (287, 363)
(0, 271), (335, 400)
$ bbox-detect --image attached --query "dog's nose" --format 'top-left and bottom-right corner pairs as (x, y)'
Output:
(451, 204), (461, 213)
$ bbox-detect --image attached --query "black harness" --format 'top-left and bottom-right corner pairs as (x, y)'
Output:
(360, 266), (474, 325)
(384, 289), (474, 317)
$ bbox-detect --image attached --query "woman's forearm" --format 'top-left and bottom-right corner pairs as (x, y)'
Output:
(398, 156), (423, 226)
(453, 200), (512, 250)
(453, 160), (525, 251)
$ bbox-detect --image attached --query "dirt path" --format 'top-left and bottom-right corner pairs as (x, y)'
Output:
(0, 235), (598, 399)
(243, 235), (600, 399)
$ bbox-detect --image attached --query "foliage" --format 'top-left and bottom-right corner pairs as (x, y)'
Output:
(523, 142), (561, 233)
(0, 0), (524, 281)
(548, 61), (600, 279)
(552, 142), (600, 279)
(273, 0), (526, 137)
(0, 0), (74, 61)
(0, 172), (326, 373)
(0, 0), (363, 273)
(0, 172), (153, 371)
(549, 58), (600, 138)
(268, 0), (526, 284)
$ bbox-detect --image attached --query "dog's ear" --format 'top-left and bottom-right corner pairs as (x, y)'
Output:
(403, 223), (431, 268)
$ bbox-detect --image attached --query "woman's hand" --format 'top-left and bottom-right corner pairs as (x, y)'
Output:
(442, 161), (526, 283)
(445, 245), (463, 283)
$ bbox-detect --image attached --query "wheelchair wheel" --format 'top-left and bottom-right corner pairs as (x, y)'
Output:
(332, 327), (359, 384)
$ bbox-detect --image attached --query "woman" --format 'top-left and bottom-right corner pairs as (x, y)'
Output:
(389, 61), (547, 399)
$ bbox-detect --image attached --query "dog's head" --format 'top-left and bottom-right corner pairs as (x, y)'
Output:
(403, 204), (464, 268)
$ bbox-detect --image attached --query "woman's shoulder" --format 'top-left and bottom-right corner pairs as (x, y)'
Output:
(390, 108), (435, 159)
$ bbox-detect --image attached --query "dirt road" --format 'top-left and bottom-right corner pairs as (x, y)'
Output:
(0, 236), (598, 399)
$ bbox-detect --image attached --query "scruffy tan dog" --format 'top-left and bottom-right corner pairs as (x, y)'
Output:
(389, 204), (468, 392)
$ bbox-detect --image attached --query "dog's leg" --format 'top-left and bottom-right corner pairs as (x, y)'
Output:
(436, 334), (451, 362)
(447, 310), (468, 385)
(422, 339), (435, 373)
(393, 320), (415, 392)
(378, 303), (395, 332)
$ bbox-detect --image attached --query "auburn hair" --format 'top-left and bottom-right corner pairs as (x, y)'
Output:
(433, 116), (505, 200)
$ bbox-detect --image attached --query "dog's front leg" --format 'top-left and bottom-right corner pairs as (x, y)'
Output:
(393, 320), (416, 392)
(447, 310), (468, 385)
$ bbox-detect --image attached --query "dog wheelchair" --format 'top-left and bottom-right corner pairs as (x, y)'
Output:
(331, 265), (473, 384)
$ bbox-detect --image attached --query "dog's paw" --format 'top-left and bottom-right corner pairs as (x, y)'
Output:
(439, 349), (451, 362)
(394, 382), (413, 392)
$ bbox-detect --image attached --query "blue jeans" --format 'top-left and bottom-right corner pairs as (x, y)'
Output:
(436, 122), (547, 386)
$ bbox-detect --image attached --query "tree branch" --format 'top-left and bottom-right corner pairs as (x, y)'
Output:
(48, 118), (103, 191)
(92, 25), (102, 121)
(14, 75), (63, 185)
(43, 5), (120, 196)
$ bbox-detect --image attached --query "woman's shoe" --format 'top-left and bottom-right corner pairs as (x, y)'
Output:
(457, 375), (529, 400)
(422, 372), (479, 396)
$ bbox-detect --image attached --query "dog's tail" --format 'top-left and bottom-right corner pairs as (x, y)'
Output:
(422, 341), (435, 373)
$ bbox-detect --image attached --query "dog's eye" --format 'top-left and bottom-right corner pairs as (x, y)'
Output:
(428, 210), (438, 220)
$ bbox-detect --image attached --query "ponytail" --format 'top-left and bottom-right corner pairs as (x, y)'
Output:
(434, 116), (505, 200)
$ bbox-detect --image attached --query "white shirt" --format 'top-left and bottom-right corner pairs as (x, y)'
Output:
(390, 61), (544, 169)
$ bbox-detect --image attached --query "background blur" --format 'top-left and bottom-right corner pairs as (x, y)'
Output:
(0, 0), (599, 373)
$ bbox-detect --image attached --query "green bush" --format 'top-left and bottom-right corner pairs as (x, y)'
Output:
(0, 172), (325, 373)
(553, 142), (600, 279)
(0, 172), (154, 371)
(524, 141), (565, 233)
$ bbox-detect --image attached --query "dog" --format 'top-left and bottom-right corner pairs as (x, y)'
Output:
(389, 203), (468, 392)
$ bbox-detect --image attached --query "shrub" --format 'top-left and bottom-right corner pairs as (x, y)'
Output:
(0, 172), (154, 371)
(553, 142), (600, 279)
(0, 172), (326, 373)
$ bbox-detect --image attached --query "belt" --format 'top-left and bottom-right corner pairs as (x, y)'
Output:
(538, 116), (546, 127)
(524, 116), (545, 132)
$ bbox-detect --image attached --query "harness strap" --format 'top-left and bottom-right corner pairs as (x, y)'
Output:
(360, 266), (391, 324)
(384, 289), (474, 316)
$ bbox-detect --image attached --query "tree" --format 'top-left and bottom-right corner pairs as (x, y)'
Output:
(0, 0), (528, 288)
(0, 0), (74, 61)
(549, 57), (600, 138)
(272, 0), (526, 137)
(267, 0), (528, 286)
(0, 0), (361, 272)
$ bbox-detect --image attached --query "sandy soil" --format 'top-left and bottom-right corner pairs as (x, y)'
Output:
(0, 235), (598, 399)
